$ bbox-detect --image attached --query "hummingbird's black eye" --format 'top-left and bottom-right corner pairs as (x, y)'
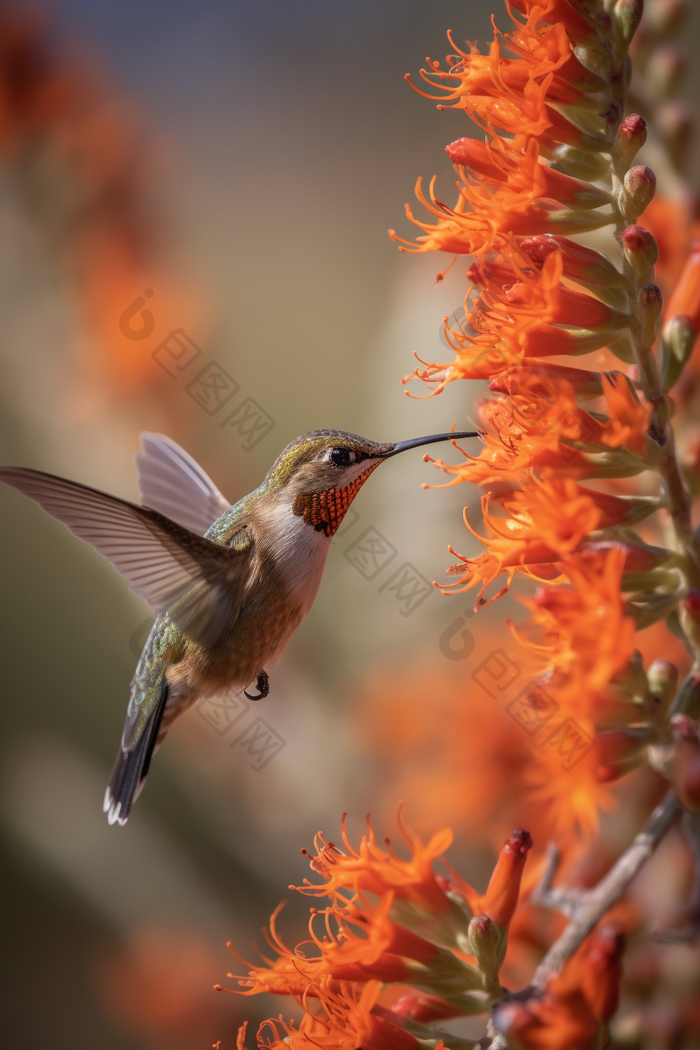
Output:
(329, 447), (354, 467)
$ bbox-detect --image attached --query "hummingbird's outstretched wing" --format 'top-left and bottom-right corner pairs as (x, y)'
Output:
(0, 468), (254, 647)
(134, 432), (231, 535)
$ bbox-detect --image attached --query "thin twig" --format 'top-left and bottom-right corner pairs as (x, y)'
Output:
(529, 843), (583, 918)
(652, 811), (700, 943)
(530, 791), (680, 992)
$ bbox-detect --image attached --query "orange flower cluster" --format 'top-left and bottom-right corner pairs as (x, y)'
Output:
(228, 815), (514, 1048)
(227, 815), (627, 1050)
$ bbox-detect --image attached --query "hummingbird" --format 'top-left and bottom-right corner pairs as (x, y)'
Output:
(0, 427), (478, 825)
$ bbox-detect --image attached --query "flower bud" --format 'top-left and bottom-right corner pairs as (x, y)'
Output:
(480, 827), (532, 931)
(669, 714), (700, 813)
(615, 114), (647, 167)
(647, 658), (678, 716)
(468, 914), (501, 985)
(669, 665), (700, 720)
(583, 925), (625, 1022)
(660, 314), (696, 390)
(620, 166), (656, 222)
(550, 144), (611, 181)
(390, 993), (462, 1024)
(621, 225), (659, 272)
(679, 590), (700, 651)
(492, 1001), (535, 1050)
(597, 727), (650, 781)
(615, 0), (644, 43)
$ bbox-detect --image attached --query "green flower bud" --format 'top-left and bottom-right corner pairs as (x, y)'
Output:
(660, 314), (696, 390)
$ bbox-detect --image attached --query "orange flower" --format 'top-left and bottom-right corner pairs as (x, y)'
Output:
(488, 362), (604, 399)
(468, 249), (626, 330)
(523, 728), (613, 844)
(407, 9), (604, 149)
(515, 547), (638, 709)
(599, 372), (652, 453)
(508, 0), (597, 43)
(293, 811), (472, 947)
(390, 169), (609, 258)
(403, 250), (630, 395)
(445, 137), (609, 210)
(440, 473), (642, 604)
(223, 893), (478, 999)
(244, 981), (426, 1050)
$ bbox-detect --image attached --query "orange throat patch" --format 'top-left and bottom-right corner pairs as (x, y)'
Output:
(292, 463), (381, 537)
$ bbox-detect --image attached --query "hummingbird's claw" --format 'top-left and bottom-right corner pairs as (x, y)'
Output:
(244, 670), (269, 701)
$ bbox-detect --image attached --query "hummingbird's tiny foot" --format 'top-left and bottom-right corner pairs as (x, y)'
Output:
(244, 670), (269, 701)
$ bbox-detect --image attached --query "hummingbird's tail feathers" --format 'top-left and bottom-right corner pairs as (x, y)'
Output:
(104, 678), (170, 826)
(0, 468), (250, 644)
(135, 433), (231, 536)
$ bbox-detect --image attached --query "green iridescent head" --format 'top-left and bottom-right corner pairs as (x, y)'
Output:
(263, 428), (480, 498)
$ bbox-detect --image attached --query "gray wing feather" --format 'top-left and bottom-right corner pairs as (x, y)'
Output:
(135, 433), (231, 536)
(0, 467), (253, 646)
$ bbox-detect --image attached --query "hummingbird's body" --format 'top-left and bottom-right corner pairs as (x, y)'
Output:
(0, 427), (477, 825)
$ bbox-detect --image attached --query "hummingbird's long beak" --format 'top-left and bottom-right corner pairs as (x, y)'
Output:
(380, 431), (481, 458)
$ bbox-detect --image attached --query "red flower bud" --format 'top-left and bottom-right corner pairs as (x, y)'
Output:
(679, 589), (700, 651)
(621, 166), (656, 221)
(617, 114), (647, 160)
(622, 225), (655, 254)
(640, 284), (663, 308)
(390, 994), (462, 1024)
(582, 925), (625, 1022)
(596, 728), (648, 782)
(681, 590), (700, 622)
(669, 714), (700, 812)
(480, 827), (532, 929)
(621, 224), (659, 271)
(520, 234), (626, 288)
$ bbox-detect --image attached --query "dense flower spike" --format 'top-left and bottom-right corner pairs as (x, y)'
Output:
(390, 0), (700, 844)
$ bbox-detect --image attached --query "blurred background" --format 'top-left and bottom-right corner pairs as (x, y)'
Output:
(2, 2), (700, 1048)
